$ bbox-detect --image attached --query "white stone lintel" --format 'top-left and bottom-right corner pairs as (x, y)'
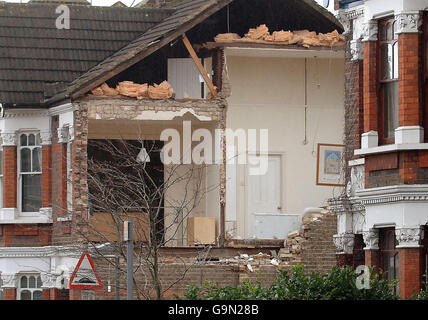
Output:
(395, 126), (424, 144)
(361, 131), (378, 149)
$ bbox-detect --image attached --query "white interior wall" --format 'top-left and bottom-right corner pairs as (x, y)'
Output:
(225, 55), (345, 239)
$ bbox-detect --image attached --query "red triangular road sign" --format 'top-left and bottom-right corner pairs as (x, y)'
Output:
(69, 252), (103, 289)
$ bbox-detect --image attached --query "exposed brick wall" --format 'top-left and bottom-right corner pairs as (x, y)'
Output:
(398, 247), (423, 299)
(0, 224), (51, 247)
(363, 41), (378, 132)
(85, 210), (337, 300)
(398, 33), (421, 127)
(2, 146), (17, 208)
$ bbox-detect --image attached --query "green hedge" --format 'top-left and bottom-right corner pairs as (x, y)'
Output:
(180, 265), (398, 300)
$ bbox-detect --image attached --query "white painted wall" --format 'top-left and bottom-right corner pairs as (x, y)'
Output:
(225, 53), (345, 239)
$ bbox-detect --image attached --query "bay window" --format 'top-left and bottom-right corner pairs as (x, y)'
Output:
(379, 228), (399, 295)
(379, 18), (399, 142)
(19, 133), (42, 213)
(19, 275), (42, 300)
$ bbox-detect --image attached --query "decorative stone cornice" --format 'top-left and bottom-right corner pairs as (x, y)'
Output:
(363, 228), (379, 250)
(0, 245), (82, 258)
(0, 132), (16, 146)
(3, 109), (49, 119)
(357, 185), (428, 206)
(328, 196), (365, 215)
(335, 10), (351, 35)
(395, 11), (422, 34)
(333, 233), (355, 254)
(40, 132), (52, 146)
(350, 39), (363, 61)
(362, 20), (378, 42)
(0, 273), (17, 288)
(395, 226), (422, 248)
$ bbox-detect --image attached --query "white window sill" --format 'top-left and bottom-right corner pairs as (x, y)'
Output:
(354, 143), (428, 156)
(0, 208), (52, 224)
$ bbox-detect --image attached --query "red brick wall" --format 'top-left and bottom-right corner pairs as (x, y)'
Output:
(41, 145), (52, 208)
(52, 143), (67, 218)
(363, 41), (378, 132)
(365, 249), (379, 271)
(398, 247), (423, 299)
(2, 288), (16, 300)
(1, 224), (51, 247)
(398, 33), (421, 127)
(364, 151), (428, 188)
(2, 146), (17, 208)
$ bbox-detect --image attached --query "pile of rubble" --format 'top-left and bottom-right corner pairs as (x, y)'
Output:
(91, 80), (174, 100)
(214, 24), (345, 48)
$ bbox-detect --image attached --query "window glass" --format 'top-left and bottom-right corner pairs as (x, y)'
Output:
(32, 148), (41, 173)
(36, 133), (42, 146)
(20, 134), (27, 147)
(386, 22), (393, 40)
(381, 44), (393, 80)
(36, 276), (42, 288)
(28, 276), (35, 289)
(20, 276), (27, 288)
(33, 291), (42, 300)
(28, 134), (35, 146)
(20, 149), (31, 173)
(384, 82), (399, 138)
(393, 42), (399, 79)
(22, 175), (42, 213)
(20, 290), (31, 300)
(393, 21), (398, 39)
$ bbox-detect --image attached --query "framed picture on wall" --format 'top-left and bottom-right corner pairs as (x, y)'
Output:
(316, 143), (345, 187)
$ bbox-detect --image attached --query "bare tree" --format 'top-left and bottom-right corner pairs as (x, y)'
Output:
(66, 136), (219, 300)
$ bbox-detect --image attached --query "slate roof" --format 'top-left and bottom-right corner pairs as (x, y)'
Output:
(67, 0), (232, 99)
(0, 2), (174, 106)
(0, 0), (343, 107)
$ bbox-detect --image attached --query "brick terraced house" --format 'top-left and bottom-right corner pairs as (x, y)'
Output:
(331, 0), (428, 299)
(0, 0), (346, 299)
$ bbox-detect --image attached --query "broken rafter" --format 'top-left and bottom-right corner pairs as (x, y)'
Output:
(182, 34), (218, 99)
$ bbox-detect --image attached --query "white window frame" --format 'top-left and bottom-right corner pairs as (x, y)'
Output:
(17, 274), (43, 300)
(18, 132), (42, 216)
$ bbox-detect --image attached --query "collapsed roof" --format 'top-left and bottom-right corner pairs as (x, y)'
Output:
(0, 0), (343, 108)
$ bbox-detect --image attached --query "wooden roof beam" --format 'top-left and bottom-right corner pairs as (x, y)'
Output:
(182, 34), (218, 99)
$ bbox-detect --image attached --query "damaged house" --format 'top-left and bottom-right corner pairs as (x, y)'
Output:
(0, 0), (345, 299)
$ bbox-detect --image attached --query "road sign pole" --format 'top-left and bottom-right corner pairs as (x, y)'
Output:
(115, 255), (120, 300)
(125, 220), (134, 300)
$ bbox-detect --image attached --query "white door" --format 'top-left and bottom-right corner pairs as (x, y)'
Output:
(247, 155), (282, 238)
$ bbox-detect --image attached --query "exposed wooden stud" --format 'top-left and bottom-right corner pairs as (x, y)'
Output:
(182, 34), (218, 99)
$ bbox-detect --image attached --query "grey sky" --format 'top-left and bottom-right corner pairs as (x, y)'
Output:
(5, 0), (143, 6)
